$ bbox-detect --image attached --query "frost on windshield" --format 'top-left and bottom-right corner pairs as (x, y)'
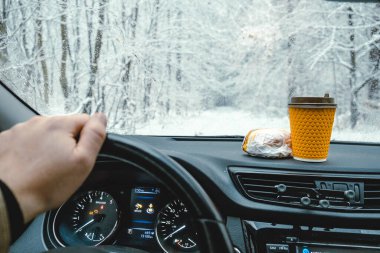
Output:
(0, 0), (379, 141)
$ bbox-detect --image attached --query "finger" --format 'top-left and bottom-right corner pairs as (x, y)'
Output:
(75, 113), (107, 162)
(51, 114), (91, 135)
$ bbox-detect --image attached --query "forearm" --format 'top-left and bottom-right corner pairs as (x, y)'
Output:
(0, 181), (25, 252)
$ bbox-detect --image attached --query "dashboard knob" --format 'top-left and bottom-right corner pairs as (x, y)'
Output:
(275, 184), (287, 193)
(344, 190), (355, 202)
(301, 196), (311, 206)
(319, 199), (330, 208)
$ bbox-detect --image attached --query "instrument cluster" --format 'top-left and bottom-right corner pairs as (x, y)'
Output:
(50, 186), (199, 253)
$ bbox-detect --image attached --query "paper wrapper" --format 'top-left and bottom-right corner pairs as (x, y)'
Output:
(242, 128), (292, 158)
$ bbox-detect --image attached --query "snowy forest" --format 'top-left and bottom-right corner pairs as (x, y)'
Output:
(0, 0), (379, 140)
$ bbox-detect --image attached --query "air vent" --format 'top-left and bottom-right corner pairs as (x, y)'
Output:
(364, 181), (380, 209)
(232, 170), (380, 210)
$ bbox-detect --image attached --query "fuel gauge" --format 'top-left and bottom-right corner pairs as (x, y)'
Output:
(155, 200), (198, 252)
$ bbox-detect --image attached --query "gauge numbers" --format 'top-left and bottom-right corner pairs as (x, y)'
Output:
(54, 190), (118, 246)
(156, 200), (198, 252)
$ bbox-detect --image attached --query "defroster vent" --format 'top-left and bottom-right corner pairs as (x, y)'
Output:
(232, 169), (380, 210)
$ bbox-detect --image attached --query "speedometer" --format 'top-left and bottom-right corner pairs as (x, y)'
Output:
(53, 191), (119, 246)
(155, 200), (198, 252)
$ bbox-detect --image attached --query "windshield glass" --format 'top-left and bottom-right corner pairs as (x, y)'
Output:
(0, 1), (379, 141)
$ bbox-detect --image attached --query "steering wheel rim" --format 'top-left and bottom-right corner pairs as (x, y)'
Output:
(99, 134), (234, 253)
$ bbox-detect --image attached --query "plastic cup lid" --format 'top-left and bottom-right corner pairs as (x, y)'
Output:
(289, 93), (337, 108)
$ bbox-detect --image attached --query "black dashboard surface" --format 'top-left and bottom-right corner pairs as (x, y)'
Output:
(129, 136), (380, 173)
(120, 136), (380, 228)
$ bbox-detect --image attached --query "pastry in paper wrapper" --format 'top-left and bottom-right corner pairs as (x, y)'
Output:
(242, 129), (292, 158)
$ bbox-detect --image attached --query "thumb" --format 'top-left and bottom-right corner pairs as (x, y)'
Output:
(76, 113), (107, 162)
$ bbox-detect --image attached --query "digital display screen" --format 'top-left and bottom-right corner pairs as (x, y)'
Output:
(125, 187), (161, 245)
(298, 245), (380, 253)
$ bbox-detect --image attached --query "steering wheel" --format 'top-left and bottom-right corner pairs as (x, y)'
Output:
(46, 133), (234, 253)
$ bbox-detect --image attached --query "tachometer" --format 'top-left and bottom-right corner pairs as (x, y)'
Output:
(53, 190), (119, 246)
(156, 200), (198, 252)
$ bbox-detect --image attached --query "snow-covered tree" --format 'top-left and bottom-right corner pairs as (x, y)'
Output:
(0, 0), (379, 135)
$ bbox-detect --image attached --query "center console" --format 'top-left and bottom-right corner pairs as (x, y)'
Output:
(244, 221), (380, 253)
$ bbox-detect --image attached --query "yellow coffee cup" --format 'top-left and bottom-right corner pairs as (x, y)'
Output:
(288, 94), (336, 162)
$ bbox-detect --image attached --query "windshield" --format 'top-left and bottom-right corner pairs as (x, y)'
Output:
(0, 1), (379, 141)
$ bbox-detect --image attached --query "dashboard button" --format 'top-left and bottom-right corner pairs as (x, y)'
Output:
(333, 183), (348, 191)
(285, 236), (298, 243)
(266, 244), (289, 253)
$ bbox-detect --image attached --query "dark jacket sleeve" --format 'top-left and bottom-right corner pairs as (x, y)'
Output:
(0, 180), (25, 252)
(0, 184), (11, 253)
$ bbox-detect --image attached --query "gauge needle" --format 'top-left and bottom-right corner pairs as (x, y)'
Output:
(164, 225), (186, 241)
(188, 238), (196, 245)
(74, 219), (95, 234)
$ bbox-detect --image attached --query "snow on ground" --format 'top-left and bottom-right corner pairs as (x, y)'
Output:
(332, 128), (380, 143)
(133, 107), (380, 143)
(135, 107), (290, 136)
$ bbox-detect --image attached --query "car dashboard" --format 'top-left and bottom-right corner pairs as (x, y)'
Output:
(11, 135), (380, 253)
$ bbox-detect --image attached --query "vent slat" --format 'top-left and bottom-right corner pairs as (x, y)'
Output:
(243, 184), (276, 190)
(247, 190), (277, 196)
(234, 172), (380, 210)
(365, 187), (380, 191)
(239, 177), (315, 187)
(365, 197), (380, 200)
(365, 192), (380, 198)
